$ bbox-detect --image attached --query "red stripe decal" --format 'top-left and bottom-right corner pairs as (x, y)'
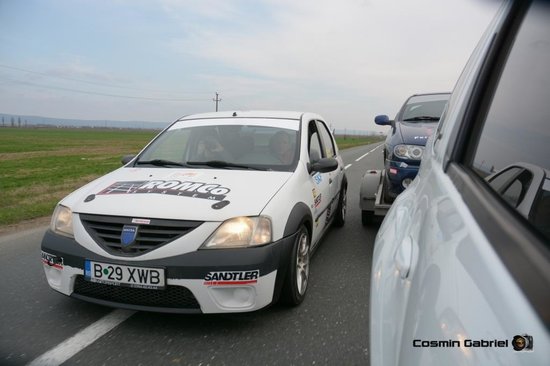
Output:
(203, 280), (258, 286)
(42, 259), (63, 269)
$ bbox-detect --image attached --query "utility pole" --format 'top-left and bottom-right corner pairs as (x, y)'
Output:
(213, 92), (222, 112)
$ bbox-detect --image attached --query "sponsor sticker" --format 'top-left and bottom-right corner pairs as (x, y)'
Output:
(41, 251), (63, 270)
(97, 180), (231, 201)
(313, 173), (323, 185)
(314, 193), (322, 208)
(203, 270), (260, 286)
(312, 188), (318, 199)
(131, 218), (151, 225)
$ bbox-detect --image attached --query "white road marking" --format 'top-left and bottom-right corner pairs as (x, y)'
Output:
(355, 144), (383, 162)
(27, 309), (136, 366)
(344, 164), (352, 170)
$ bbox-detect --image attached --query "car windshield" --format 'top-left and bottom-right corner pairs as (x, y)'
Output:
(401, 95), (449, 122)
(135, 120), (300, 172)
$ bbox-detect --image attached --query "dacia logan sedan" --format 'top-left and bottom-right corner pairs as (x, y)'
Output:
(41, 111), (347, 313)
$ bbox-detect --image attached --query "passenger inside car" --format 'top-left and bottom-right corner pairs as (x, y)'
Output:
(269, 131), (294, 164)
(196, 135), (230, 160)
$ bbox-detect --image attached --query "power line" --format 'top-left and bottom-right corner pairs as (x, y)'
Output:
(0, 75), (210, 102)
(0, 63), (212, 95)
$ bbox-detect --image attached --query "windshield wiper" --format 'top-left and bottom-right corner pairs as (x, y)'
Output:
(135, 159), (188, 167)
(403, 116), (440, 122)
(186, 160), (267, 171)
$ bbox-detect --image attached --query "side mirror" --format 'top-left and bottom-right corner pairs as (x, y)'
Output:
(308, 158), (339, 174)
(374, 115), (392, 126)
(121, 155), (135, 165)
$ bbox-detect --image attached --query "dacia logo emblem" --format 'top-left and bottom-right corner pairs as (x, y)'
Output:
(121, 225), (139, 247)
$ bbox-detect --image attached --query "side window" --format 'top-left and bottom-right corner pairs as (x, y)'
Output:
(468, 2), (550, 242)
(502, 179), (523, 208)
(487, 167), (533, 208)
(308, 121), (323, 164)
(316, 121), (336, 158)
(487, 167), (522, 191)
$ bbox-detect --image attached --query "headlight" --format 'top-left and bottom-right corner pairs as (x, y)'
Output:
(50, 205), (74, 238)
(393, 144), (424, 160)
(201, 216), (272, 249)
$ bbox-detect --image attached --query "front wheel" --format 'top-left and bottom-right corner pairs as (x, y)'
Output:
(383, 178), (395, 204)
(333, 186), (347, 227)
(280, 224), (310, 306)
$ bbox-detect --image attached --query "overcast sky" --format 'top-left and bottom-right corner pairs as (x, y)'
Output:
(0, 0), (501, 131)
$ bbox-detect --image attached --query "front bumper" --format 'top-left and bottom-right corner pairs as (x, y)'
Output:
(384, 160), (419, 196)
(41, 230), (296, 313)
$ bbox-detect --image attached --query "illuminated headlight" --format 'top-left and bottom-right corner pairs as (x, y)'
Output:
(201, 216), (272, 249)
(394, 144), (424, 160)
(50, 205), (74, 238)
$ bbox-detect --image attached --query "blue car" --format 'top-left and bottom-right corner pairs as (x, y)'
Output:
(375, 93), (450, 201)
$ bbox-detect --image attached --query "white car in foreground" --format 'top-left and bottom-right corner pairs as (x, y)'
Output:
(41, 111), (347, 313)
(370, 1), (549, 365)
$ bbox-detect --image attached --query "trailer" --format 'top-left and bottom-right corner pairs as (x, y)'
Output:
(359, 169), (392, 225)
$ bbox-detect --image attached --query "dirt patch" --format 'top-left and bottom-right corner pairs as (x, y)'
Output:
(0, 216), (51, 236)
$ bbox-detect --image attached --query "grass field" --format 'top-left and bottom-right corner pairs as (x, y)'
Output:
(0, 127), (382, 226)
(0, 128), (158, 226)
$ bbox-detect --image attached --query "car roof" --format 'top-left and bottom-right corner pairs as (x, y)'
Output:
(177, 110), (305, 121)
(405, 92), (451, 103)
(409, 92), (451, 97)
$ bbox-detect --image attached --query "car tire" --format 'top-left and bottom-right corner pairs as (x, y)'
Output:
(361, 210), (373, 226)
(383, 178), (395, 204)
(333, 186), (347, 227)
(280, 224), (310, 306)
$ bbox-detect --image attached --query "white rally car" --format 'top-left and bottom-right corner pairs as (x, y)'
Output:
(41, 111), (347, 313)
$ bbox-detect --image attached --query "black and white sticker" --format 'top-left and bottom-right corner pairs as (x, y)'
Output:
(97, 180), (231, 201)
(41, 251), (63, 270)
(203, 270), (260, 286)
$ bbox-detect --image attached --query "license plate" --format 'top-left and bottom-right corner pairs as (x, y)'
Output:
(84, 260), (166, 290)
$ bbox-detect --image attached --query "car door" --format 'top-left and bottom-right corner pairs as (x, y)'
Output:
(307, 120), (331, 246)
(315, 120), (342, 221)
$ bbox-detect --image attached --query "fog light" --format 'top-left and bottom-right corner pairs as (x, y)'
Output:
(44, 265), (63, 288)
(402, 178), (413, 188)
(209, 286), (256, 308)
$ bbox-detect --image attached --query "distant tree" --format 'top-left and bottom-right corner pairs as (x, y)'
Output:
(11, 117), (14, 127)
(18, 117), (21, 128)
(1, 116), (4, 126)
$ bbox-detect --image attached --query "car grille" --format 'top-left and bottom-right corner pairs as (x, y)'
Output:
(73, 276), (200, 310)
(80, 214), (202, 256)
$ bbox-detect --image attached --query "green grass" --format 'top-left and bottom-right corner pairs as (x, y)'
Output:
(0, 128), (158, 226)
(0, 128), (382, 226)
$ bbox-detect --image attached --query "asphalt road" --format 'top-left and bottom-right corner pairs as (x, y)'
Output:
(0, 142), (384, 366)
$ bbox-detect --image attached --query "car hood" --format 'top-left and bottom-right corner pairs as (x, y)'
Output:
(396, 121), (437, 145)
(62, 167), (292, 222)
